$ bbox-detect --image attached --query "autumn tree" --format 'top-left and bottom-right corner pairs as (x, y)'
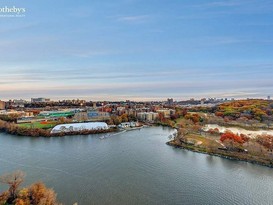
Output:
(120, 113), (129, 122)
(0, 170), (25, 204)
(0, 191), (9, 204)
(185, 113), (202, 124)
(0, 171), (61, 205)
(176, 128), (191, 143)
(256, 135), (273, 151)
(220, 132), (244, 144)
(220, 131), (249, 151)
(110, 116), (122, 125)
(28, 182), (59, 205)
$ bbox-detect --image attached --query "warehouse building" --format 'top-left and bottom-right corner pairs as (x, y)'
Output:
(51, 122), (108, 134)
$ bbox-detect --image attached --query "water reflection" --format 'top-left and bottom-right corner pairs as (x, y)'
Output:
(1, 128), (273, 205)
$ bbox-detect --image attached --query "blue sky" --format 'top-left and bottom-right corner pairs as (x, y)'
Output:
(0, 0), (273, 101)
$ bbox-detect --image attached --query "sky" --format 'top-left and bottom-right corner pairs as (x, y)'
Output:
(0, 0), (273, 101)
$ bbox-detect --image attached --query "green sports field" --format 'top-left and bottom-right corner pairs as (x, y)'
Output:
(17, 121), (57, 129)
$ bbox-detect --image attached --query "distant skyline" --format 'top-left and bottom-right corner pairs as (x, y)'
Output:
(1, 0), (273, 101)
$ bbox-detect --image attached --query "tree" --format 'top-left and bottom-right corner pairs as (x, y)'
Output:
(220, 132), (244, 144)
(120, 114), (129, 123)
(28, 182), (59, 205)
(256, 134), (273, 150)
(158, 112), (165, 122)
(0, 191), (9, 204)
(177, 128), (190, 143)
(111, 116), (122, 125)
(0, 171), (61, 205)
(0, 170), (25, 204)
(219, 131), (249, 151)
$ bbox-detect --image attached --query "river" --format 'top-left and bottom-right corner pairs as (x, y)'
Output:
(1, 127), (273, 205)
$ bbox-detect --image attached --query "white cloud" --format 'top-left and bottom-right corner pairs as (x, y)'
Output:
(115, 15), (151, 23)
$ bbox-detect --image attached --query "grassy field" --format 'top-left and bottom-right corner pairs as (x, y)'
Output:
(186, 134), (218, 146)
(18, 121), (56, 129)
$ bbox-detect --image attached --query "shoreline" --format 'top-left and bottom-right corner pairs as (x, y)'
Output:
(0, 119), (120, 137)
(166, 141), (273, 168)
(0, 125), (117, 137)
(2, 119), (273, 168)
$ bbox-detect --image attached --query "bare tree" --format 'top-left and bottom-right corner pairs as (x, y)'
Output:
(0, 170), (25, 203)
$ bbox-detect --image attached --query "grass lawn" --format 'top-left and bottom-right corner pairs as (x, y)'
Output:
(18, 121), (56, 129)
(186, 134), (222, 148)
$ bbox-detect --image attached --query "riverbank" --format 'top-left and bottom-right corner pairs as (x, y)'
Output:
(0, 126), (117, 137)
(167, 136), (273, 168)
(0, 119), (117, 137)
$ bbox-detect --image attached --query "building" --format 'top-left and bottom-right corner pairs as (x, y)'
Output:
(268, 96), (271, 100)
(156, 109), (175, 118)
(74, 112), (88, 122)
(137, 112), (158, 122)
(38, 111), (74, 118)
(167, 98), (174, 105)
(87, 111), (110, 121)
(0, 110), (25, 117)
(116, 106), (126, 111)
(0, 100), (5, 110)
(145, 113), (153, 121)
(31, 98), (51, 103)
(13, 99), (27, 108)
(51, 122), (108, 134)
(118, 122), (139, 128)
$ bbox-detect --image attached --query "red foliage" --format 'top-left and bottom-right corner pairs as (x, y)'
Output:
(185, 113), (201, 124)
(215, 112), (224, 117)
(182, 109), (188, 117)
(220, 132), (245, 144)
(240, 133), (250, 142)
(208, 128), (220, 135)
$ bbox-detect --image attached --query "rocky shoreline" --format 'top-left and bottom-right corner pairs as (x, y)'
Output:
(167, 141), (273, 168)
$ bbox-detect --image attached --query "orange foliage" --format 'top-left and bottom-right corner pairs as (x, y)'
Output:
(28, 182), (58, 205)
(220, 132), (245, 144)
(216, 99), (273, 122)
(185, 113), (201, 124)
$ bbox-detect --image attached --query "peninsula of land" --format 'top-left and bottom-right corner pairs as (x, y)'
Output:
(1, 98), (273, 167)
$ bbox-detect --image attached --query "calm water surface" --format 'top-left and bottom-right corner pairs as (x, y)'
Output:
(1, 127), (273, 205)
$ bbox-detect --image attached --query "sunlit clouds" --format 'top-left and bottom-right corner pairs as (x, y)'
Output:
(1, 0), (273, 100)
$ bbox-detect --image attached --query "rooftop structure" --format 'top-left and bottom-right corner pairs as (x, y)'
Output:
(31, 98), (51, 103)
(38, 111), (74, 118)
(51, 122), (108, 133)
